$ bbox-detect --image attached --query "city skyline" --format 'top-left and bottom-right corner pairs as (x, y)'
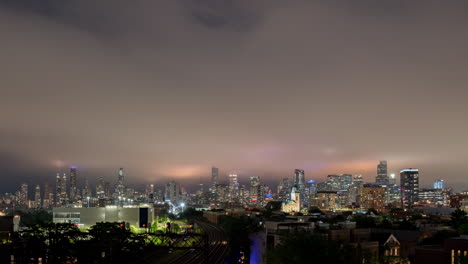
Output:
(1, 163), (458, 195)
(2, 1), (468, 191)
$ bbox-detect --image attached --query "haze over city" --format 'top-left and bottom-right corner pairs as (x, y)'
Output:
(2, 0), (468, 192)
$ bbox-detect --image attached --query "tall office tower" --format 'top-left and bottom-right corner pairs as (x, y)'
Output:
(400, 168), (420, 208)
(115, 168), (126, 198)
(348, 175), (364, 205)
(34, 185), (41, 209)
(165, 180), (181, 203)
(375, 160), (389, 185)
(211, 167), (219, 190)
(360, 184), (386, 212)
(61, 174), (67, 205)
(104, 182), (111, 198)
(277, 178), (292, 201)
(69, 167), (78, 202)
(294, 169), (306, 206)
(434, 179), (445, 190)
(228, 174), (239, 201)
(55, 173), (62, 206)
(249, 176), (260, 204)
(20, 183), (28, 206)
(293, 169), (305, 190)
(96, 177), (105, 198)
(82, 178), (91, 198)
(43, 184), (53, 208)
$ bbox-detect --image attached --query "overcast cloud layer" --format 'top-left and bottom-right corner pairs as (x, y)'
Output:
(1, 0), (468, 192)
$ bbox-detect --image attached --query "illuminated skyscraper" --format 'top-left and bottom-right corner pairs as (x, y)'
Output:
(114, 168), (126, 200)
(19, 183), (28, 206)
(43, 184), (53, 208)
(434, 179), (444, 190)
(55, 173), (62, 206)
(228, 174), (239, 201)
(211, 167), (219, 190)
(61, 174), (67, 204)
(277, 178), (291, 201)
(400, 168), (420, 208)
(165, 180), (181, 203)
(96, 177), (105, 198)
(376, 160), (389, 185)
(294, 169), (306, 206)
(249, 176), (260, 204)
(34, 185), (41, 209)
(69, 167), (78, 202)
(82, 178), (91, 198)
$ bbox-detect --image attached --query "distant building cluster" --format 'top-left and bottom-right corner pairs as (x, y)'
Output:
(0, 160), (466, 215)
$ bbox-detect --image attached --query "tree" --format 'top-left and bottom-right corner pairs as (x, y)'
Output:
(451, 209), (468, 229)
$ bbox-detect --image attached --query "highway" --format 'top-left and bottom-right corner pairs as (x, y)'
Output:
(169, 221), (228, 264)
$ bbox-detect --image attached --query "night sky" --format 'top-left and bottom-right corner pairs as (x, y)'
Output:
(1, 0), (468, 192)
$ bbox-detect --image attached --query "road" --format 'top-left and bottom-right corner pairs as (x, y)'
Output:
(169, 221), (228, 264)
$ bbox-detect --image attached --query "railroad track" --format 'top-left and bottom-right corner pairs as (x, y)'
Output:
(169, 221), (228, 264)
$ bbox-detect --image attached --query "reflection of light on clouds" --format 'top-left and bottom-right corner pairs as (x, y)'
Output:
(156, 165), (206, 178)
(50, 159), (65, 168)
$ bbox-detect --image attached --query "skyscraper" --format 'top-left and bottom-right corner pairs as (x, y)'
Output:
(249, 176), (260, 204)
(211, 167), (219, 190)
(165, 180), (181, 203)
(400, 168), (420, 208)
(277, 178), (291, 201)
(34, 185), (41, 209)
(20, 183), (28, 206)
(69, 167), (78, 202)
(228, 174), (239, 201)
(434, 179), (445, 190)
(114, 168), (126, 200)
(293, 169), (305, 189)
(376, 160), (389, 185)
(82, 178), (91, 198)
(43, 184), (53, 208)
(61, 173), (67, 204)
(96, 177), (105, 198)
(55, 173), (62, 206)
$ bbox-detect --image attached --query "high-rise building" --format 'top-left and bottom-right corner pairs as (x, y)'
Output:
(277, 178), (291, 201)
(34, 185), (41, 209)
(19, 183), (28, 206)
(360, 184), (385, 212)
(249, 176), (260, 204)
(165, 181), (181, 203)
(294, 169), (306, 207)
(104, 182), (111, 198)
(55, 173), (62, 206)
(211, 167), (219, 191)
(43, 184), (53, 208)
(348, 175), (364, 206)
(82, 178), (91, 198)
(376, 160), (389, 185)
(293, 169), (305, 189)
(400, 168), (420, 208)
(61, 173), (67, 204)
(69, 167), (78, 202)
(114, 168), (126, 200)
(434, 179), (445, 190)
(96, 177), (105, 199)
(228, 174), (239, 202)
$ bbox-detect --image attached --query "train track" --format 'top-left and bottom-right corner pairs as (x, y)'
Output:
(169, 221), (228, 264)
